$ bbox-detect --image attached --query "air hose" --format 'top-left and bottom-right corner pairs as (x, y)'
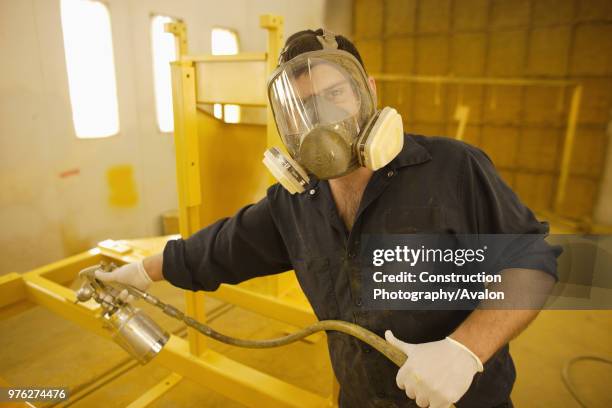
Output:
(77, 265), (458, 405)
(117, 282), (408, 367)
(561, 355), (612, 408)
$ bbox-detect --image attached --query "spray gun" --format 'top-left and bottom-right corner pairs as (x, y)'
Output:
(76, 264), (170, 364)
(74, 264), (471, 407)
(76, 263), (407, 367)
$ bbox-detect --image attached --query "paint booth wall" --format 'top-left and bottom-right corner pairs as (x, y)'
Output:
(0, 0), (324, 275)
(352, 0), (612, 222)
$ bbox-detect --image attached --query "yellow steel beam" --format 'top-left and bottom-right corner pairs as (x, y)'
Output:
(170, 62), (202, 218)
(260, 14), (284, 150)
(184, 52), (267, 63)
(0, 272), (27, 307)
(554, 85), (582, 213)
(126, 373), (183, 408)
(155, 336), (327, 407)
(453, 105), (470, 141)
(260, 15), (301, 299)
(28, 248), (103, 283)
(372, 73), (576, 87)
(165, 21), (188, 58)
(22, 273), (106, 336)
(170, 58), (208, 356)
(0, 272), (32, 320)
(196, 101), (267, 108)
(207, 282), (317, 328)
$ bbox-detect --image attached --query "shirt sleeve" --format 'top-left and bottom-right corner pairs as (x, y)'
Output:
(161, 192), (292, 291)
(460, 145), (562, 278)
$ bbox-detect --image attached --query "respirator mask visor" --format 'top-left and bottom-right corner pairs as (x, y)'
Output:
(268, 50), (376, 180)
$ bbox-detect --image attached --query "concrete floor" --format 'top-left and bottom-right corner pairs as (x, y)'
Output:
(0, 277), (610, 407)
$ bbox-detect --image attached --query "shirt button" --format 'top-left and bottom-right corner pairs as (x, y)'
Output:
(348, 251), (356, 258)
(355, 297), (363, 307)
(307, 188), (318, 199)
(387, 170), (395, 178)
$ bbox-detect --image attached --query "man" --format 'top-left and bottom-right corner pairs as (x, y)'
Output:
(98, 29), (558, 407)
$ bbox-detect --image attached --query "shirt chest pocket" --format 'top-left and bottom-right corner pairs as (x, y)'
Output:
(383, 205), (445, 233)
(292, 257), (340, 320)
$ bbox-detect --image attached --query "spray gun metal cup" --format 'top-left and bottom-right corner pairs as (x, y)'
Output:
(77, 264), (170, 365)
(104, 304), (169, 364)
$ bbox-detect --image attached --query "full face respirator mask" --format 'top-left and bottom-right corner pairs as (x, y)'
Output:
(263, 30), (404, 194)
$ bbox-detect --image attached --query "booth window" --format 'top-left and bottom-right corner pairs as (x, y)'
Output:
(61, 0), (119, 138)
(151, 15), (178, 133)
(211, 28), (240, 123)
(211, 27), (239, 55)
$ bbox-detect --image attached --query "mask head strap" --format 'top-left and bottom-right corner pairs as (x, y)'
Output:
(316, 29), (338, 50)
(278, 29), (339, 64)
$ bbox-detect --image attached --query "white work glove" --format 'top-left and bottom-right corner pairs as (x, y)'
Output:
(385, 330), (483, 408)
(95, 260), (152, 303)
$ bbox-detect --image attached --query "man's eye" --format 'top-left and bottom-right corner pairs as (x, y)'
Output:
(326, 87), (345, 100)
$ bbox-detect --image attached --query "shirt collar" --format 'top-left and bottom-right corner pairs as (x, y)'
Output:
(388, 133), (432, 170)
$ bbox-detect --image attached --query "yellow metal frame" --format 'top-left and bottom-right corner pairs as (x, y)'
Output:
(164, 13), (336, 405)
(372, 73), (583, 215)
(0, 247), (329, 407)
(166, 14), (320, 350)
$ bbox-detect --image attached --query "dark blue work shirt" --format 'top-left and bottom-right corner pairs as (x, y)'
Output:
(163, 134), (558, 408)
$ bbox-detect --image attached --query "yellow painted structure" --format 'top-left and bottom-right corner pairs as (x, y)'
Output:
(372, 73), (584, 223)
(167, 14), (322, 360)
(0, 15), (337, 407)
(0, 240), (330, 407)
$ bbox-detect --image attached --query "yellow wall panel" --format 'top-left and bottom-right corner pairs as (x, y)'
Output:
(517, 128), (561, 172)
(526, 27), (571, 76)
(480, 126), (519, 168)
(523, 87), (565, 126)
(353, 0), (383, 39)
(354, 39), (383, 73)
(570, 128), (607, 178)
(483, 86), (522, 125)
(416, 0), (451, 34)
(357, 0), (612, 218)
(490, 0), (530, 29)
(532, 0), (574, 25)
(196, 112), (269, 225)
(412, 83), (447, 122)
(416, 35), (449, 75)
(559, 176), (598, 217)
(487, 30), (527, 77)
(384, 37), (414, 73)
(451, 33), (486, 76)
(570, 25), (612, 75)
(453, 0), (489, 31)
(383, 0), (416, 36)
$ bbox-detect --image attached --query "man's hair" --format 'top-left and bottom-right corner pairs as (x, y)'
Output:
(279, 29), (366, 72)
